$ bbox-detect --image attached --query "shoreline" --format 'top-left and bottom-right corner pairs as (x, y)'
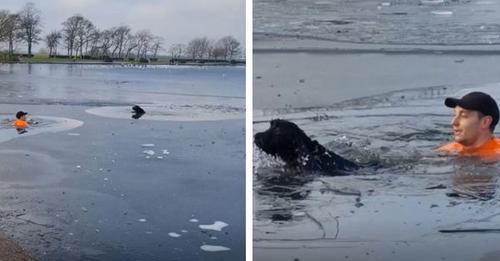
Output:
(0, 61), (245, 66)
(0, 234), (35, 261)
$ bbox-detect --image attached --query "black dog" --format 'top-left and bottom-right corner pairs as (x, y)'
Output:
(131, 105), (146, 119)
(254, 119), (358, 174)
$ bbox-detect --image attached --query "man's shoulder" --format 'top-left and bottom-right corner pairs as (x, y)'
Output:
(437, 142), (462, 153)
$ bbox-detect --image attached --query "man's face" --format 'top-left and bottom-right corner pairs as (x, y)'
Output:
(451, 106), (485, 146)
(20, 115), (27, 121)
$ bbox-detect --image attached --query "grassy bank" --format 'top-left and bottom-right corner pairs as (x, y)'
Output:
(2, 54), (244, 66)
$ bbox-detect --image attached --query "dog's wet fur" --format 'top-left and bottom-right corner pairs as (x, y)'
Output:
(254, 119), (359, 175)
(131, 105), (146, 119)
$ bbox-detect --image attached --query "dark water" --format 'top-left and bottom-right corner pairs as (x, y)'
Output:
(0, 64), (245, 260)
(253, 86), (500, 261)
(254, 0), (500, 259)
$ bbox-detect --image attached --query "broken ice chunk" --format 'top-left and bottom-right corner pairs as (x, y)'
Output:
(141, 144), (155, 148)
(200, 245), (231, 252)
(138, 218), (147, 223)
(168, 232), (181, 238)
(199, 221), (228, 231)
(143, 150), (155, 156)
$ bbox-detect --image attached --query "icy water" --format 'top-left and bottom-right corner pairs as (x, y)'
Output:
(0, 64), (245, 260)
(254, 0), (500, 259)
(253, 85), (500, 260)
(254, 0), (500, 45)
(0, 63), (244, 106)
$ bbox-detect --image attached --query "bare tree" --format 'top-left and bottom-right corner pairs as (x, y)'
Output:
(111, 25), (131, 58)
(75, 17), (94, 58)
(134, 30), (153, 59)
(87, 28), (100, 57)
(187, 37), (210, 59)
(186, 39), (199, 59)
(198, 37), (210, 59)
(123, 34), (138, 59)
(45, 31), (61, 57)
(83, 21), (97, 55)
(169, 43), (184, 59)
(62, 15), (95, 59)
(62, 15), (83, 58)
(150, 37), (163, 58)
(98, 29), (114, 57)
(0, 11), (20, 58)
(211, 45), (226, 59)
(217, 36), (241, 60)
(18, 2), (42, 56)
(207, 39), (216, 59)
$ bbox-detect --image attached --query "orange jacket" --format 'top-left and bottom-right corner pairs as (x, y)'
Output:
(13, 119), (28, 129)
(437, 137), (500, 161)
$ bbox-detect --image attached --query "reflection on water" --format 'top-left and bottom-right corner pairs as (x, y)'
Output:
(0, 64), (245, 106)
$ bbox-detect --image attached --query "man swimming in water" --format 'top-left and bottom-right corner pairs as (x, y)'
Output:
(12, 111), (29, 134)
(438, 91), (500, 161)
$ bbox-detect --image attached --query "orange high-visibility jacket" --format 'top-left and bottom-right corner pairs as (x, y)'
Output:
(437, 137), (500, 161)
(13, 119), (28, 129)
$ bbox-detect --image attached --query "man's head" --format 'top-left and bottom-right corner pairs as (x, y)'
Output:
(16, 111), (28, 120)
(445, 92), (499, 146)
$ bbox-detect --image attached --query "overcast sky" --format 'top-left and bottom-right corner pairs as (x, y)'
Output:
(0, 0), (245, 53)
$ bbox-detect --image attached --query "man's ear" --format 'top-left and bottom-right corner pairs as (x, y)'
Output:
(481, 115), (493, 130)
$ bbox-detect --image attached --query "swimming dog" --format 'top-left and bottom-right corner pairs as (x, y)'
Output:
(254, 119), (358, 174)
(131, 105), (146, 119)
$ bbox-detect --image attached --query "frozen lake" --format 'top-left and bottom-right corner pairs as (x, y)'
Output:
(255, 0), (500, 45)
(0, 64), (245, 260)
(254, 0), (500, 260)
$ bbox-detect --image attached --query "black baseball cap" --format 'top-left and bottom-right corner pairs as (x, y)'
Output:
(16, 111), (28, 119)
(445, 91), (499, 130)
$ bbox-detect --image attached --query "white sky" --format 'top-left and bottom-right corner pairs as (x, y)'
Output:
(0, 0), (245, 53)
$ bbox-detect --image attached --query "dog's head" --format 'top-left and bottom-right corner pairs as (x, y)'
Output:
(254, 119), (313, 164)
(131, 105), (145, 119)
(132, 105), (145, 114)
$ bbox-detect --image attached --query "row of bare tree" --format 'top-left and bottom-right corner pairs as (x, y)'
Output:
(46, 15), (164, 60)
(170, 36), (242, 61)
(0, 2), (242, 61)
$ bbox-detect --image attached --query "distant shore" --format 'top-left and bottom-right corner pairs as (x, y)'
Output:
(0, 55), (245, 66)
